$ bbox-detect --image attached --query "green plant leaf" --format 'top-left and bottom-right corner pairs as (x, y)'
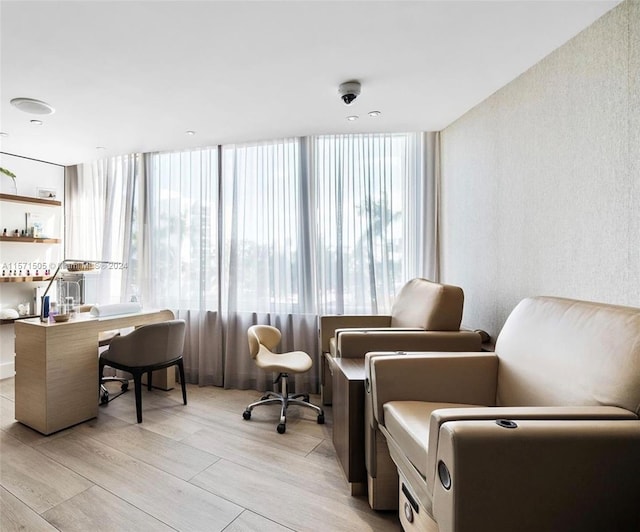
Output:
(0, 167), (17, 179)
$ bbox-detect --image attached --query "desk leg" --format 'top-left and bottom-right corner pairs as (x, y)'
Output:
(141, 367), (175, 391)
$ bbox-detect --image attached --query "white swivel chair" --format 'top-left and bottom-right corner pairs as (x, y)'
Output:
(243, 325), (324, 434)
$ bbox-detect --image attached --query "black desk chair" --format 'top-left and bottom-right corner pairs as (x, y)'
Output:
(99, 319), (187, 423)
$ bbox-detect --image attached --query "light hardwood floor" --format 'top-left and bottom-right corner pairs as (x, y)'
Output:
(0, 377), (400, 531)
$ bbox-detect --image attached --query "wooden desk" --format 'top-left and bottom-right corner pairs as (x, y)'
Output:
(14, 309), (175, 435)
(329, 354), (367, 495)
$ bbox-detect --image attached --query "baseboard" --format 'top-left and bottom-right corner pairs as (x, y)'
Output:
(0, 360), (15, 380)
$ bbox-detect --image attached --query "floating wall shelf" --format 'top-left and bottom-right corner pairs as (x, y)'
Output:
(0, 276), (53, 283)
(0, 193), (61, 207)
(0, 236), (61, 243)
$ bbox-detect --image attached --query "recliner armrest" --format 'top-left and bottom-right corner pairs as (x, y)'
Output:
(426, 405), (637, 498)
(432, 419), (640, 532)
(366, 352), (498, 427)
(319, 314), (391, 353)
(338, 330), (482, 358)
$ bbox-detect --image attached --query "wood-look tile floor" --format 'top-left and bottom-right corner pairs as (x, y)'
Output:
(0, 378), (401, 531)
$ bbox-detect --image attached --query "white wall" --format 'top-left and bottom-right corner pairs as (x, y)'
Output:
(440, 0), (639, 338)
(0, 153), (65, 378)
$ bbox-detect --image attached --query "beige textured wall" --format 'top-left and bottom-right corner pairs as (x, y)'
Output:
(440, 0), (639, 338)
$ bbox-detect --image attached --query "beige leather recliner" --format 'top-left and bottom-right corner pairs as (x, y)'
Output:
(320, 278), (484, 509)
(367, 296), (640, 531)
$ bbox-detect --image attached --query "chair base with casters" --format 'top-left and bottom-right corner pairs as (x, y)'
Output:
(243, 372), (324, 434)
(98, 330), (129, 405)
(100, 377), (129, 405)
(99, 356), (187, 423)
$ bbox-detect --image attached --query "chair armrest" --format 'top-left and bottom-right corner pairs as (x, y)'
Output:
(433, 419), (640, 532)
(426, 406), (637, 496)
(366, 352), (498, 427)
(319, 314), (391, 352)
(103, 332), (136, 363)
(339, 330), (482, 358)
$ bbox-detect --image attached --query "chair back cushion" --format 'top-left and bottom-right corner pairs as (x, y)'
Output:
(390, 278), (464, 331)
(108, 319), (186, 367)
(496, 297), (640, 414)
(247, 325), (282, 359)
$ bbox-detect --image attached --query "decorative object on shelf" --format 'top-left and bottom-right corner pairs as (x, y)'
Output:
(37, 187), (57, 200)
(25, 212), (44, 238)
(0, 167), (17, 195)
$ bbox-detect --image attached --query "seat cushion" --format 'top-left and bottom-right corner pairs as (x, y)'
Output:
(255, 348), (312, 374)
(383, 401), (480, 478)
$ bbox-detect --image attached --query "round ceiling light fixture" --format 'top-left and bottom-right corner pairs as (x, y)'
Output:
(10, 97), (55, 115)
(30, 119), (43, 126)
(346, 115), (359, 121)
(368, 111), (381, 117)
(185, 130), (196, 136)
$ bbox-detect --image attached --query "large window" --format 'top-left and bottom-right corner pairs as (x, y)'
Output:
(222, 139), (305, 313)
(313, 133), (415, 314)
(67, 132), (435, 388)
(144, 149), (218, 311)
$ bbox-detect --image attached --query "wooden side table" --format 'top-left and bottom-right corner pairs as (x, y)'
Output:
(328, 354), (367, 495)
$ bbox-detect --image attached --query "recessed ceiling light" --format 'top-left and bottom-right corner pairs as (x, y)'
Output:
(96, 146), (106, 151)
(10, 98), (55, 115)
(0, 132), (8, 137)
(368, 111), (382, 117)
(346, 115), (359, 121)
(30, 119), (43, 126)
(186, 130), (196, 136)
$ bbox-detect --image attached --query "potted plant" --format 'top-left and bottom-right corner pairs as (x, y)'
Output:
(0, 167), (17, 194)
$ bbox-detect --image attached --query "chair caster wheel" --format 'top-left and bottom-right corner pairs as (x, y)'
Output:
(121, 381), (129, 392)
(100, 391), (109, 405)
(277, 423), (286, 434)
(243, 410), (251, 420)
(317, 414), (325, 425)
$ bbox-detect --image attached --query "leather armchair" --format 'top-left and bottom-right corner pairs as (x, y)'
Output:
(320, 278), (484, 510)
(367, 297), (640, 531)
(320, 278), (483, 403)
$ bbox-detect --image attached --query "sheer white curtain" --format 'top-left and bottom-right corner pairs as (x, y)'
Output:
(65, 154), (139, 304)
(141, 149), (222, 385)
(65, 133), (439, 391)
(313, 133), (422, 315)
(413, 131), (440, 282)
(221, 139), (317, 391)
(221, 132), (434, 390)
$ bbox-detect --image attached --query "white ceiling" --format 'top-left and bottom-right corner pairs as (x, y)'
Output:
(0, 0), (621, 166)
